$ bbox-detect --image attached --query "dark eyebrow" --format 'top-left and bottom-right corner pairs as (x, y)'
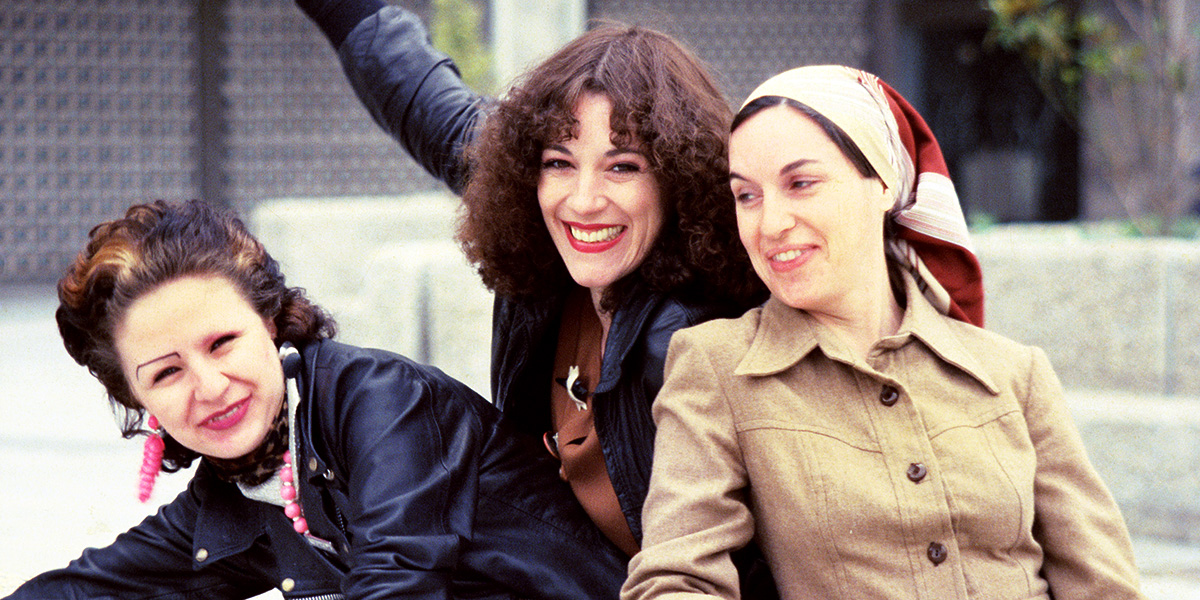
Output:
(729, 159), (815, 184)
(779, 158), (814, 175)
(135, 353), (179, 380)
(605, 148), (644, 159)
(542, 145), (645, 158)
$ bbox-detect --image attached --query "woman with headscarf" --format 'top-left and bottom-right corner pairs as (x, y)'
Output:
(622, 65), (1146, 600)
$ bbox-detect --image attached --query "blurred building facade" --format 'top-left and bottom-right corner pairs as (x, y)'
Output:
(3, 0), (1192, 284)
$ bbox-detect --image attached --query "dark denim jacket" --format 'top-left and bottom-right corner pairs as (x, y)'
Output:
(6, 340), (625, 600)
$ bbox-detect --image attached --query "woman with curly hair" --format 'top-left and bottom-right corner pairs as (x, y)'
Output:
(295, 0), (771, 586)
(5, 200), (626, 600)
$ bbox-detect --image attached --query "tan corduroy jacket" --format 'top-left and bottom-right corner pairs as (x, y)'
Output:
(623, 276), (1145, 600)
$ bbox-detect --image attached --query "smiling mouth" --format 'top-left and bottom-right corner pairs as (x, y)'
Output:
(771, 248), (806, 262)
(766, 246), (815, 272)
(569, 224), (625, 243)
(201, 399), (249, 430)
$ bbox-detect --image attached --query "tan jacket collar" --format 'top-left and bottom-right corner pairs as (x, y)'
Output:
(735, 274), (998, 395)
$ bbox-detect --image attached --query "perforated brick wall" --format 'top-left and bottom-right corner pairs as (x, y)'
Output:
(0, 0), (440, 284)
(0, 1), (197, 282)
(589, 0), (872, 104)
(0, 0), (870, 284)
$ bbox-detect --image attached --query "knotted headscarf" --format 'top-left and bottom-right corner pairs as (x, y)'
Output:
(740, 65), (985, 327)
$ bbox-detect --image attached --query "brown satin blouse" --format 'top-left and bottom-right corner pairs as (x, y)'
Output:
(548, 286), (639, 556)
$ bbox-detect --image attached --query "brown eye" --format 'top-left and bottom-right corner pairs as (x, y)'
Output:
(210, 334), (236, 352)
(732, 185), (760, 205)
(152, 366), (180, 384)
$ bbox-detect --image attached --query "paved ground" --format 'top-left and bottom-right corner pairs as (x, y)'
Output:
(1, 283), (1197, 598)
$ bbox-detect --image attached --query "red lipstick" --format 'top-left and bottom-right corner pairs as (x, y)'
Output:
(564, 221), (625, 253)
(200, 398), (250, 431)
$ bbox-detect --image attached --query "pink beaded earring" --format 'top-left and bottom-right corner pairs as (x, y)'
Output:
(137, 415), (165, 503)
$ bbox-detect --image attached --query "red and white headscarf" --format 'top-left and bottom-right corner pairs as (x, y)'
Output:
(741, 65), (985, 327)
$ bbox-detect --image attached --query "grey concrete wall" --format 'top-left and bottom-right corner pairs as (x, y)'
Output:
(1070, 391), (1200, 544)
(249, 195), (493, 396)
(974, 225), (1200, 396)
(975, 225), (1200, 544)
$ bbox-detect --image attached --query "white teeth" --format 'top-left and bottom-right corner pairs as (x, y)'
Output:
(208, 404), (237, 423)
(570, 225), (624, 243)
(771, 249), (804, 262)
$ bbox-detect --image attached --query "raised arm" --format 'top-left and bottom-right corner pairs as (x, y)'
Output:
(297, 0), (490, 193)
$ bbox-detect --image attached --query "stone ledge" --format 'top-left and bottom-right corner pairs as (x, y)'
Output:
(1067, 390), (1200, 544)
(974, 225), (1200, 395)
(343, 239), (493, 396)
(250, 196), (491, 396)
(249, 193), (460, 316)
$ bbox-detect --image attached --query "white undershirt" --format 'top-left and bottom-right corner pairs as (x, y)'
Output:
(237, 376), (335, 554)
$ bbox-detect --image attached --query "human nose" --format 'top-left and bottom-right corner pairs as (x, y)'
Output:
(190, 359), (230, 404)
(564, 169), (607, 215)
(759, 188), (796, 239)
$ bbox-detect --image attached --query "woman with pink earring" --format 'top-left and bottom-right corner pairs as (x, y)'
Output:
(6, 200), (625, 599)
(136, 415), (164, 503)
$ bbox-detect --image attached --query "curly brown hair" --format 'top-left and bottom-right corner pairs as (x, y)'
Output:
(55, 199), (336, 470)
(457, 23), (766, 313)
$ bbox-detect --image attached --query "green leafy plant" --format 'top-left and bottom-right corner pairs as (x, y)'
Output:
(430, 0), (494, 93)
(986, 0), (1199, 235)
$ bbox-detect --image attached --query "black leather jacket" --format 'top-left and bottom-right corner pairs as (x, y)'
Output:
(490, 289), (727, 541)
(6, 340), (625, 600)
(306, 0), (484, 194)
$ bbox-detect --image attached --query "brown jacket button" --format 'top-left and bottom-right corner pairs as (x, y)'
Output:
(880, 385), (899, 406)
(906, 462), (927, 482)
(927, 542), (948, 565)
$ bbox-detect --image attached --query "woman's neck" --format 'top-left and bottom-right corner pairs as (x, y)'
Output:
(810, 263), (903, 362)
(589, 286), (613, 356)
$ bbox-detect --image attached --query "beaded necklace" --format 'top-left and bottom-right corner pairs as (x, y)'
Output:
(281, 369), (310, 535)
